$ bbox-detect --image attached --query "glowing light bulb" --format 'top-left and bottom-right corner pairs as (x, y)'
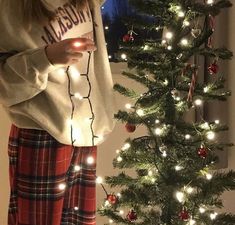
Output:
(155, 119), (160, 124)
(74, 206), (79, 211)
(57, 68), (65, 75)
(122, 143), (131, 151)
(206, 131), (215, 140)
(162, 39), (167, 44)
(162, 151), (167, 158)
(189, 219), (196, 225)
(206, 173), (213, 180)
(74, 165), (81, 172)
(155, 128), (163, 136)
(121, 53), (127, 60)
(58, 183), (66, 190)
(167, 45), (172, 50)
(194, 99), (203, 106)
(207, 0), (214, 4)
(117, 156), (123, 162)
(181, 38), (189, 46)
(183, 20), (190, 26)
(69, 66), (81, 79)
(186, 187), (194, 194)
(199, 207), (206, 213)
(144, 45), (149, 50)
(87, 156), (95, 165)
(119, 210), (124, 215)
(204, 86), (209, 93)
(215, 120), (220, 124)
(116, 149), (120, 154)
(125, 103), (132, 109)
(108, 55), (112, 59)
(163, 79), (169, 85)
(210, 212), (218, 220)
(109, 219), (114, 224)
(96, 176), (103, 184)
(175, 165), (183, 171)
(136, 109), (144, 116)
(166, 32), (173, 39)
(74, 92), (83, 100)
(74, 42), (82, 47)
(105, 26), (109, 30)
(178, 11), (185, 17)
(176, 191), (185, 203)
(185, 134), (191, 140)
(148, 170), (153, 176)
(117, 193), (121, 197)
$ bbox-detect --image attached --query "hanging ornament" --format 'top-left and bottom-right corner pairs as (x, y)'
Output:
(125, 123), (136, 133)
(126, 209), (137, 222)
(197, 147), (208, 159)
(107, 194), (118, 205)
(123, 26), (138, 42)
(187, 69), (198, 102)
(179, 208), (190, 221)
(208, 61), (219, 75)
(191, 28), (202, 38)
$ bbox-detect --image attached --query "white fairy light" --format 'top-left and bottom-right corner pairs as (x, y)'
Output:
(117, 193), (121, 198)
(155, 128), (163, 136)
(121, 53), (127, 60)
(199, 207), (206, 213)
(185, 134), (191, 140)
(178, 11), (185, 17)
(122, 143), (131, 151)
(69, 66), (81, 79)
(176, 191), (185, 203)
(74, 92), (83, 100)
(57, 68), (66, 76)
(203, 86), (209, 93)
(108, 55), (112, 59)
(136, 109), (145, 116)
(105, 26), (109, 30)
(155, 119), (160, 124)
(156, 26), (160, 31)
(207, 0), (214, 4)
(181, 38), (189, 46)
(183, 20), (190, 26)
(109, 219), (114, 224)
(166, 32), (173, 39)
(144, 45), (149, 50)
(194, 99), (203, 106)
(119, 210), (124, 215)
(189, 219), (196, 225)
(104, 200), (110, 207)
(215, 120), (220, 124)
(116, 149), (120, 154)
(67, 119), (73, 126)
(186, 186), (194, 194)
(175, 165), (183, 171)
(167, 45), (173, 50)
(210, 212), (218, 220)
(125, 103), (132, 109)
(97, 135), (104, 142)
(74, 206), (79, 211)
(74, 42), (82, 47)
(162, 39), (167, 44)
(96, 176), (103, 184)
(148, 170), (153, 176)
(201, 122), (210, 129)
(206, 131), (215, 140)
(74, 165), (81, 172)
(58, 183), (66, 190)
(206, 173), (213, 180)
(162, 151), (167, 158)
(87, 156), (95, 165)
(117, 156), (123, 162)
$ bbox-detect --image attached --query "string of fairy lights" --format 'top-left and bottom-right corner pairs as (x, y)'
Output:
(101, 0), (226, 224)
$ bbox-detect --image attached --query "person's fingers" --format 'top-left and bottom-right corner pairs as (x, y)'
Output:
(69, 52), (83, 58)
(68, 44), (97, 53)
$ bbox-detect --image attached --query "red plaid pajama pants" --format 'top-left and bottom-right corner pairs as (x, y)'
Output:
(8, 125), (97, 225)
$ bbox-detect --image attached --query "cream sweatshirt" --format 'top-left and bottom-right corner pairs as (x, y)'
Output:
(0, 0), (116, 146)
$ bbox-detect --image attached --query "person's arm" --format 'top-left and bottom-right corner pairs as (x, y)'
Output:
(0, 47), (56, 107)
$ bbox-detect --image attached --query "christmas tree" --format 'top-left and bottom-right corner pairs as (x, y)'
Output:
(99, 0), (235, 224)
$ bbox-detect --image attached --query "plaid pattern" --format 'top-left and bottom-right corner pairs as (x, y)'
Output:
(8, 124), (97, 225)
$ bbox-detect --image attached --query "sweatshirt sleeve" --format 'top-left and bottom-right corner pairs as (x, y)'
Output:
(0, 47), (57, 107)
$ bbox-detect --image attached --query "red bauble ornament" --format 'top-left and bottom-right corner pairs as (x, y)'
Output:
(125, 123), (136, 133)
(126, 209), (137, 222)
(107, 194), (118, 205)
(208, 62), (219, 75)
(197, 147), (208, 159)
(179, 209), (190, 221)
(123, 34), (134, 42)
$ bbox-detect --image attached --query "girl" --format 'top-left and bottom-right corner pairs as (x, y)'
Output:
(0, 0), (115, 224)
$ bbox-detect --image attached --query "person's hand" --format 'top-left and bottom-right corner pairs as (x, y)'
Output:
(45, 38), (97, 65)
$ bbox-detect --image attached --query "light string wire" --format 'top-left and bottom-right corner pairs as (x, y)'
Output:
(65, 50), (109, 197)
